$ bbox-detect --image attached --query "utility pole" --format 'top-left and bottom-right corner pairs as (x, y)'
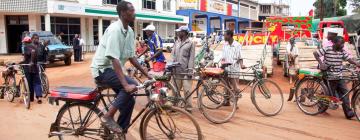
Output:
(320, 0), (324, 21)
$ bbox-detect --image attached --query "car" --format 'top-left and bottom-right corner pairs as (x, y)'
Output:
(189, 31), (206, 46)
(29, 31), (73, 65)
(162, 38), (175, 52)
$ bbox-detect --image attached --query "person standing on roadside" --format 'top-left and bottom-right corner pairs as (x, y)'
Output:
(79, 35), (84, 61)
(221, 30), (246, 99)
(21, 35), (43, 104)
(90, 1), (152, 133)
(73, 34), (80, 62)
(143, 25), (166, 72)
(171, 26), (195, 112)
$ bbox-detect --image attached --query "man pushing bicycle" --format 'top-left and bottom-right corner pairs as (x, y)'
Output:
(313, 36), (360, 119)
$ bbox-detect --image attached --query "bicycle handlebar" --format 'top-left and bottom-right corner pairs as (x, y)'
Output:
(136, 79), (156, 90)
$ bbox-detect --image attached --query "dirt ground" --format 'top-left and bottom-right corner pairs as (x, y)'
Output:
(0, 53), (360, 140)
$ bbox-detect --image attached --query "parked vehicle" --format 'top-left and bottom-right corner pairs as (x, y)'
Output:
(162, 38), (175, 52)
(29, 31), (73, 65)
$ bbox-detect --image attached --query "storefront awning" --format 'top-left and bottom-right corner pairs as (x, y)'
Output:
(48, 1), (188, 24)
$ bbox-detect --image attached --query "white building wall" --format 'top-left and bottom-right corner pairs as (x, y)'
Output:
(88, 17), (94, 45)
(28, 14), (41, 32)
(0, 14), (7, 54)
(240, 6), (248, 18)
(80, 17), (87, 45)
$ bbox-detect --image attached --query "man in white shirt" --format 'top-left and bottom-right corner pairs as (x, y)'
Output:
(286, 38), (299, 65)
(221, 30), (246, 96)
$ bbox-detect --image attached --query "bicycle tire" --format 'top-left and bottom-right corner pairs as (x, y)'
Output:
(352, 91), (360, 122)
(4, 75), (16, 102)
(295, 78), (329, 116)
(41, 73), (50, 98)
(19, 78), (30, 109)
(140, 106), (202, 140)
(198, 79), (237, 124)
(251, 79), (284, 116)
(52, 102), (123, 140)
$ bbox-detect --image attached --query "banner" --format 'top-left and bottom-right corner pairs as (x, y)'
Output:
(177, 0), (198, 10)
(234, 33), (278, 45)
(207, 0), (225, 14)
(265, 16), (312, 41)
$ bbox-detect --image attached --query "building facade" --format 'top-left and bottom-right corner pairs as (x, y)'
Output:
(176, 0), (259, 35)
(258, 3), (290, 21)
(0, 0), (188, 54)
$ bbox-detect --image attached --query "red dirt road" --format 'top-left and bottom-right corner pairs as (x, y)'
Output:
(0, 54), (359, 140)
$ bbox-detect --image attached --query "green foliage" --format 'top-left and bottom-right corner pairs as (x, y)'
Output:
(313, 0), (347, 18)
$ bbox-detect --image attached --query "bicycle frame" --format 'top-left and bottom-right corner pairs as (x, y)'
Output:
(54, 87), (155, 135)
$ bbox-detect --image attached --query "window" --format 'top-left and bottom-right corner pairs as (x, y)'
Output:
(7, 16), (28, 25)
(103, 0), (122, 5)
(93, 19), (111, 45)
(250, 6), (256, 10)
(260, 5), (271, 14)
(143, 0), (156, 10)
(163, 0), (171, 11)
(240, 3), (249, 7)
(41, 16), (80, 46)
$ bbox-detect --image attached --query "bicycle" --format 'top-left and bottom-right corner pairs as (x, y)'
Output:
(38, 63), (50, 98)
(209, 60), (284, 116)
(157, 62), (237, 124)
(48, 79), (202, 140)
(292, 65), (360, 120)
(0, 63), (31, 109)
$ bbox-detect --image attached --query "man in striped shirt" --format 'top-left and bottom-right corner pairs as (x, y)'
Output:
(221, 30), (246, 96)
(314, 36), (360, 119)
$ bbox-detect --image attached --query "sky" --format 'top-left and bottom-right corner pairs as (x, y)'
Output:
(257, 0), (355, 16)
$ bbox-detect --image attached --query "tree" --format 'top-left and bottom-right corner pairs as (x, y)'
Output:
(313, 0), (347, 18)
(349, 0), (360, 13)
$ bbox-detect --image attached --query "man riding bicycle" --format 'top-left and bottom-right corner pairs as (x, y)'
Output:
(313, 36), (360, 119)
(90, 1), (152, 133)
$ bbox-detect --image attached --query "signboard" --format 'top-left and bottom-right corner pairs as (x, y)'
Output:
(234, 33), (278, 45)
(192, 18), (207, 31)
(323, 27), (344, 39)
(208, 0), (226, 14)
(53, 3), (84, 14)
(177, 0), (198, 10)
(265, 16), (313, 42)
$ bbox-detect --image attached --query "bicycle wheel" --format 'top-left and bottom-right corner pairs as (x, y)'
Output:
(41, 73), (50, 98)
(140, 106), (202, 140)
(295, 78), (329, 116)
(251, 79), (284, 116)
(52, 102), (122, 140)
(4, 76), (16, 102)
(352, 91), (360, 122)
(19, 78), (30, 109)
(198, 79), (237, 124)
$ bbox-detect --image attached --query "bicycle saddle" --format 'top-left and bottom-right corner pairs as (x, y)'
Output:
(165, 62), (181, 71)
(50, 86), (97, 101)
(220, 62), (232, 69)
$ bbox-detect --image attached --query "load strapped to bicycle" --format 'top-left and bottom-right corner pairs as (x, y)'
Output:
(47, 79), (202, 140)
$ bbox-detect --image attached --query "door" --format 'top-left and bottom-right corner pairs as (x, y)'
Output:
(6, 15), (29, 53)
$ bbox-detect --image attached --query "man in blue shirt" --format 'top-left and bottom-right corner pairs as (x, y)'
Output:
(143, 25), (166, 72)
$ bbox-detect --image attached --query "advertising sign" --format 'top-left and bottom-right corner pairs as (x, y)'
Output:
(208, 0), (226, 14)
(192, 18), (207, 31)
(234, 33), (278, 45)
(53, 3), (84, 14)
(177, 0), (198, 10)
(265, 16), (313, 41)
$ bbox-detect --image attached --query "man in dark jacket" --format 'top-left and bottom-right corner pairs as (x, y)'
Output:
(73, 34), (80, 62)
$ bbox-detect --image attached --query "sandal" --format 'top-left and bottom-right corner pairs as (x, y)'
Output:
(101, 116), (123, 133)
